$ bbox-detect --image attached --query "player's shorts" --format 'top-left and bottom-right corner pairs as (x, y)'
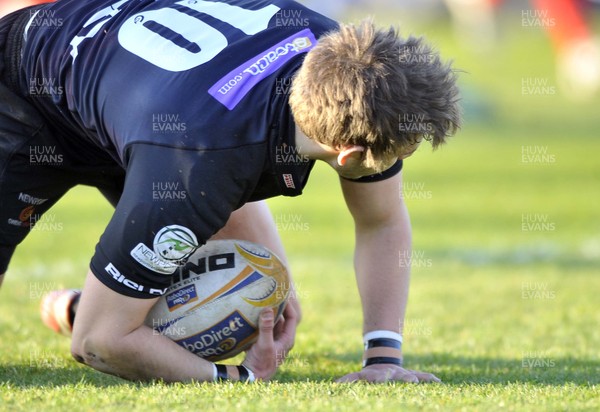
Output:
(0, 6), (125, 273)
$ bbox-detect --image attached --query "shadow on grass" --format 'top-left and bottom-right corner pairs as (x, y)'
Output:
(275, 352), (600, 385)
(3, 352), (598, 387)
(0, 364), (126, 388)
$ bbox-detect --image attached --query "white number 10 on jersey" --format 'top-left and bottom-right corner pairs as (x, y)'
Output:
(70, 0), (280, 72)
(118, 0), (280, 72)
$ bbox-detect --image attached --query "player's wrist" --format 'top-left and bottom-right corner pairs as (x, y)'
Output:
(362, 330), (403, 368)
(212, 363), (256, 383)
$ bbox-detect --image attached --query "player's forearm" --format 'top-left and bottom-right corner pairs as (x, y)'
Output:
(354, 211), (411, 345)
(71, 272), (219, 382)
(75, 324), (217, 382)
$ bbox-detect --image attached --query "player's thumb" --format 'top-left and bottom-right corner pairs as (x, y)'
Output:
(257, 308), (275, 348)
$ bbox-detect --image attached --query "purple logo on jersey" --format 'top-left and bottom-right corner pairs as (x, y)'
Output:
(209, 29), (317, 110)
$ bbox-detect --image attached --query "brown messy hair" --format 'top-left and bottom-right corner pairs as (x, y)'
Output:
(289, 20), (461, 172)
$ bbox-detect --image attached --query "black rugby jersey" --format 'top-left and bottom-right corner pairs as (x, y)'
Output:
(21, 0), (332, 188)
(18, 0), (402, 297)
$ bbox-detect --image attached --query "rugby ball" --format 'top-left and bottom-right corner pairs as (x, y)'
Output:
(144, 240), (290, 361)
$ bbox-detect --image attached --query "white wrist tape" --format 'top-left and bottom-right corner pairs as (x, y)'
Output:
(246, 366), (256, 383)
(363, 330), (403, 345)
(362, 330), (404, 369)
(212, 363), (218, 381)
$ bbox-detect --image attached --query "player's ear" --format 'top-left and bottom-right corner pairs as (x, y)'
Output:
(337, 145), (365, 166)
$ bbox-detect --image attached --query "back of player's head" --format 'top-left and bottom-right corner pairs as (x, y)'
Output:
(289, 20), (461, 172)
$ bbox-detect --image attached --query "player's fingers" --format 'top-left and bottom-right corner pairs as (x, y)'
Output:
(407, 370), (442, 383)
(277, 303), (297, 337)
(393, 369), (419, 383)
(277, 305), (297, 349)
(273, 319), (295, 358)
(335, 372), (360, 383)
(283, 299), (298, 321)
(273, 313), (286, 336)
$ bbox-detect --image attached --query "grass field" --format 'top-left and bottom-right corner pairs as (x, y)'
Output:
(1, 6), (600, 412)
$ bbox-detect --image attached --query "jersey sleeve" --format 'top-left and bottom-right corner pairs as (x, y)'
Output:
(341, 159), (403, 183)
(89, 142), (265, 298)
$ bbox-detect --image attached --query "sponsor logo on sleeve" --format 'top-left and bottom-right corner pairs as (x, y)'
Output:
(208, 29), (317, 110)
(130, 225), (199, 275)
(7, 205), (36, 227)
(18, 193), (48, 205)
(130, 243), (178, 275)
(153, 225), (199, 262)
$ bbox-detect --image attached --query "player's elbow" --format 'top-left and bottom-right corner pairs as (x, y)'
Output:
(71, 331), (149, 382)
(70, 331), (117, 370)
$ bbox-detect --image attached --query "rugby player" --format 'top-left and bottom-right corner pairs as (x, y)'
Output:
(0, 0), (460, 383)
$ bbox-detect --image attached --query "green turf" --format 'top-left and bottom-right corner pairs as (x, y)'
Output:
(1, 7), (599, 412)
